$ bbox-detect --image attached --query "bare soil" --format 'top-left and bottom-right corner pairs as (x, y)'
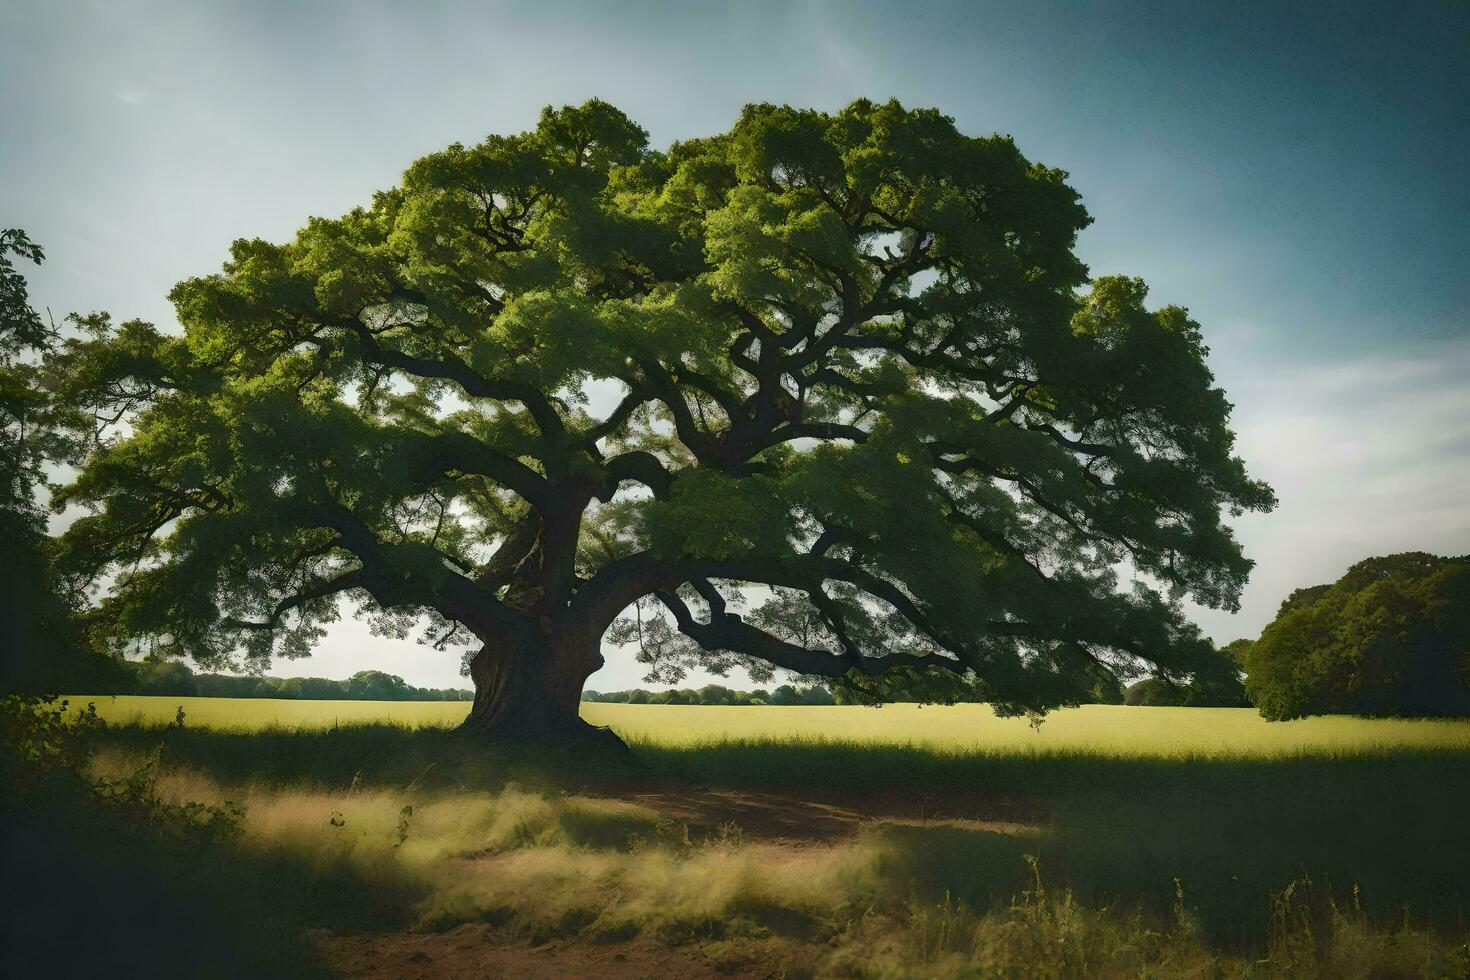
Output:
(593, 782), (1049, 841)
(316, 924), (792, 980)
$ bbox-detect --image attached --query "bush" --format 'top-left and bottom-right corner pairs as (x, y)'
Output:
(137, 660), (198, 697)
(1125, 679), (1185, 707)
(0, 694), (243, 843)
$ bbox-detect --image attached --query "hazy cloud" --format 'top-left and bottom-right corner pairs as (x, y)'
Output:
(1189, 336), (1470, 642)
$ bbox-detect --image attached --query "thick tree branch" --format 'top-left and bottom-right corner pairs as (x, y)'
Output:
(566, 550), (674, 636)
(476, 516), (539, 590)
(310, 501), (531, 640)
(323, 315), (567, 438)
(601, 450), (673, 500)
(423, 431), (552, 506)
(586, 382), (656, 445)
(741, 421), (868, 457)
(656, 588), (966, 680)
(655, 589), (851, 677)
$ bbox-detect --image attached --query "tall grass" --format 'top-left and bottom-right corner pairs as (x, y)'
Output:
(19, 700), (1470, 976)
(85, 720), (1470, 950)
(73, 738), (1470, 977)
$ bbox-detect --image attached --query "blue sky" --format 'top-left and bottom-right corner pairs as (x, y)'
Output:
(3, 0), (1466, 690)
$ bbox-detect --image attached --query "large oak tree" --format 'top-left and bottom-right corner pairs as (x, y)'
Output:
(51, 100), (1274, 743)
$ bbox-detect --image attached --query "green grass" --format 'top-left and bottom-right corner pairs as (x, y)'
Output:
(74, 694), (472, 731)
(28, 697), (1470, 976)
(71, 696), (1470, 757)
(81, 701), (1470, 941)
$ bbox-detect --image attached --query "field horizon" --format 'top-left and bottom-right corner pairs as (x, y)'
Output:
(67, 695), (1470, 758)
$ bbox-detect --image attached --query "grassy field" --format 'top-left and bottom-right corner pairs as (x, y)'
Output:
(71, 694), (1470, 756)
(18, 696), (1470, 977)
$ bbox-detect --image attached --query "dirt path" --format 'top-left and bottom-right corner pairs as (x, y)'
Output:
(315, 784), (1048, 977)
(591, 782), (1050, 841)
(317, 924), (789, 979)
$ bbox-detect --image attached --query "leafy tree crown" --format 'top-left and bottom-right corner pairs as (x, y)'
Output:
(52, 99), (1273, 712)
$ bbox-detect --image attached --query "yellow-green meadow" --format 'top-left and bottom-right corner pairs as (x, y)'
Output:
(70, 695), (1470, 758)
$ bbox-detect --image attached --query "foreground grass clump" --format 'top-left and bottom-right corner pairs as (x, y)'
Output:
(75, 697), (1470, 757)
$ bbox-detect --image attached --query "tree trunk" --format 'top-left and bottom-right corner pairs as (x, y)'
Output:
(456, 627), (623, 749)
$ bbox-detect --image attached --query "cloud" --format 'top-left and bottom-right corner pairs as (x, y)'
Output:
(1189, 336), (1470, 642)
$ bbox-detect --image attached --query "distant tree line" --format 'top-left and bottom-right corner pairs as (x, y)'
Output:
(583, 683), (836, 706)
(585, 671), (1182, 708)
(70, 660), (472, 701)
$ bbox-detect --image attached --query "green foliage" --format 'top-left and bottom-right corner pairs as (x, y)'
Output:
(1, 695), (105, 787)
(1243, 553), (1470, 720)
(1124, 645), (1249, 708)
(49, 101), (1272, 723)
(0, 693), (243, 843)
(1, 229), (69, 687)
(1125, 678), (1181, 706)
(0, 696), (403, 977)
(0, 231), (137, 695)
(136, 659), (198, 696)
(1086, 666), (1128, 705)
(1185, 651), (1252, 708)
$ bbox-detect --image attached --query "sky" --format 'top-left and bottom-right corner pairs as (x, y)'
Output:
(3, 0), (1466, 691)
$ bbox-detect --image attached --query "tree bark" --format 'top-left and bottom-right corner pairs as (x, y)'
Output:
(455, 627), (624, 749)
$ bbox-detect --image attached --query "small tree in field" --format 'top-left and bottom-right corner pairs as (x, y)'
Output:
(50, 100), (1272, 744)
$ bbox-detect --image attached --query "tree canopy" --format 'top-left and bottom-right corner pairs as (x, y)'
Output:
(1122, 639), (1250, 708)
(1242, 553), (1470, 720)
(1, 229), (133, 694)
(48, 99), (1273, 741)
(1, 228), (66, 689)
